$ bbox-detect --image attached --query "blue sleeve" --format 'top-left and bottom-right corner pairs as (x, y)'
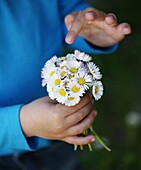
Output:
(66, 33), (119, 54)
(60, 0), (118, 54)
(0, 105), (40, 151)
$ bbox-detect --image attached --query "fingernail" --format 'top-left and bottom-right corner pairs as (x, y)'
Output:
(86, 11), (96, 18)
(67, 36), (73, 42)
(67, 24), (71, 30)
(66, 34), (73, 44)
(90, 136), (95, 142)
(123, 27), (131, 34)
(87, 11), (95, 15)
(93, 110), (97, 116)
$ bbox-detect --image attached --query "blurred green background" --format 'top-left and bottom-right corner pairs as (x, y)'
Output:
(80, 0), (141, 170)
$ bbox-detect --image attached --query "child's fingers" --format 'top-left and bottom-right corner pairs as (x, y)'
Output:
(65, 101), (94, 127)
(84, 10), (97, 21)
(105, 13), (117, 26)
(117, 22), (132, 35)
(54, 93), (91, 117)
(85, 8), (105, 22)
(65, 11), (86, 44)
(63, 135), (95, 145)
(64, 12), (77, 30)
(65, 8), (105, 44)
(66, 110), (96, 136)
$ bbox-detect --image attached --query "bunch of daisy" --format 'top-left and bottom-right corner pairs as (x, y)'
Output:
(41, 50), (111, 152)
(41, 50), (103, 106)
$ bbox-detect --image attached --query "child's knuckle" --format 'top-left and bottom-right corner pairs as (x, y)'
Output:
(77, 126), (84, 134)
(77, 112), (84, 120)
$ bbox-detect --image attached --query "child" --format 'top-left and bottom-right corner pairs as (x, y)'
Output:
(0, 0), (131, 169)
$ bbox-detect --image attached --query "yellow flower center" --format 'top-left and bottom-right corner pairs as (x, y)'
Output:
(61, 71), (66, 77)
(92, 70), (95, 74)
(70, 67), (77, 73)
(95, 86), (99, 94)
(59, 89), (66, 96)
(54, 78), (61, 85)
(68, 97), (75, 101)
(69, 75), (74, 79)
(50, 71), (55, 77)
(78, 78), (85, 85)
(52, 87), (54, 92)
(72, 85), (80, 93)
(61, 65), (66, 69)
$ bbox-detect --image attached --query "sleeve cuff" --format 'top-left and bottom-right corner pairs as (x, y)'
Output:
(0, 105), (47, 151)
(66, 34), (118, 54)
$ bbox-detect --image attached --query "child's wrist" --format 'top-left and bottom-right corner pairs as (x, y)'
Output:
(20, 104), (34, 138)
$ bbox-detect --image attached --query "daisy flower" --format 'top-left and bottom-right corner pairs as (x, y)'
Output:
(67, 60), (82, 74)
(41, 65), (57, 86)
(74, 50), (92, 62)
(44, 55), (58, 68)
(49, 73), (62, 88)
(87, 62), (102, 80)
(65, 92), (81, 106)
(92, 81), (104, 100)
(66, 53), (76, 61)
(41, 56), (58, 85)
(46, 84), (57, 100)
(67, 81), (85, 97)
(58, 67), (68, 79)
(56, 86), (68, 104)
(76, 69), (92, 90)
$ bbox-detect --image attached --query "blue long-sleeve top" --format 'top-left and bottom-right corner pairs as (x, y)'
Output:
(0, 0), (118, 156)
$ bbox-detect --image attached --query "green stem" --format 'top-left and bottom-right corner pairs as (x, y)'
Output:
(80, 145), (84, 150)
(83, 129), (88, 135)
(74, 144), (78, 151)
(90, 126), (111, 152)
(88, 143), (93, 152)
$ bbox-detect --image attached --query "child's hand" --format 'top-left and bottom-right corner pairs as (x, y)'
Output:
(65, 7), (131, 47)
(20, 94), (96, 145)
